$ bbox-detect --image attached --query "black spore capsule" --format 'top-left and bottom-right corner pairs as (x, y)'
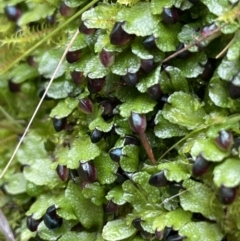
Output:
(43, 205), (63, 230)
(149, 170), (169, 187)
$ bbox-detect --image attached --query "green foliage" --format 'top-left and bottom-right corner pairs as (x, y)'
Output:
(2, 0), (240, 240)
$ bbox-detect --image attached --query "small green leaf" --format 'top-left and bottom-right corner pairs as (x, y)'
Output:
(23, 158), (62, 189)
(117, 2), (160, 36)
(50, 98), (78, 118)
(9, 63), (39, 84)
(162, 92), (206, 130)
(158, 158), (191, 182)
(59, 231), (97, 241)
(17, 133), (48, 165)
(154, 23), (182, 52)
(208, 77), (237, 109)
(173, 0), (193, 9)
(18, 3), (55, 25)
(38, 49), (67, 79)
(57, 136), (101, 169)
(179, 222), (224, 241)
(89, 116), (114, 132)
(75, 51), (109, 78)
(65, 181), (103, 228)
(119, 92), (156, 118)
(4, 173), (26, 195)
(217, 57), (240, 81)
(122, 180), (147, 211)
(136, 66), (161, 93)
(152, 209), (192, 231)
(82, 182), (106, 206)
(114, 116), (132, 136)
(120, 145), (139, 172)
(178, 23), (201, 52)
(180, 179), (224, 220)
(213, 158), (240, 188)
(37, 219), (77, 241)
(65, 0), (88, 8)
(201, 0), (231, 15)
(82, 3), (119, 30)
(106, 186), (126, 205)
(131, 38), (154, 59)
(111, 50), (141, 76)
(26, 193), (75, 220)
(160, 66), (189, 93)
(170, 52), (207, 78)
(154, 111), (188, 138)
(132, 172), (161, 204)
(95, 34), (122, 53)
(102, 218), (136, 241)
(220, 22), (240, 35)
(26, 181), (46, 197)
(68, 31), (88, 51)
(46, 78), (76, 99)
(151, 0), (174, 15)
(191, 138), (230, 162)
(94, 152), (118, 184)
(227, 30), (240, 60)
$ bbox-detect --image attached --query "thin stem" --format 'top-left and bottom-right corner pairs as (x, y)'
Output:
(159, 186), (195, 207)
(157, 114), (240, 162)
(139, 132), (157, 165)
(0, 123), (23, 133)
(161, 24), (226, 64)
(157, 124), (211, 162)
(0, 30), (81, 179)
(0, 91), (15, 116)
(216, 36), (235, 59)
(0, 0), (100, 75)
(0, 105), (13, 120)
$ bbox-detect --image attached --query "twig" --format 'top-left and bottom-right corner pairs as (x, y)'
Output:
(0, 0), (101, 179)
(0, 30), (79, 179)
(139, 132), (157, 165)
(161, 24), (226, 64)
(216, 36), (235, 59)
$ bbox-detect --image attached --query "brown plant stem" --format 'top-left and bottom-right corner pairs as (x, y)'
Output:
(139, 132), (156, 165)
(161, 24), (226, 64)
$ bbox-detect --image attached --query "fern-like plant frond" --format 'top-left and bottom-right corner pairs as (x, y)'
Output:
(0, 24), (55, 48)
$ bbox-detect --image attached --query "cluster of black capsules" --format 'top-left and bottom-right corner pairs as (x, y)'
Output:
(131, 219), (185, 241)
(148, 130), (238, 206)
(192, 130), (238, 205)
(7, 0), (237, 238)
(26, 205), (62, 235)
